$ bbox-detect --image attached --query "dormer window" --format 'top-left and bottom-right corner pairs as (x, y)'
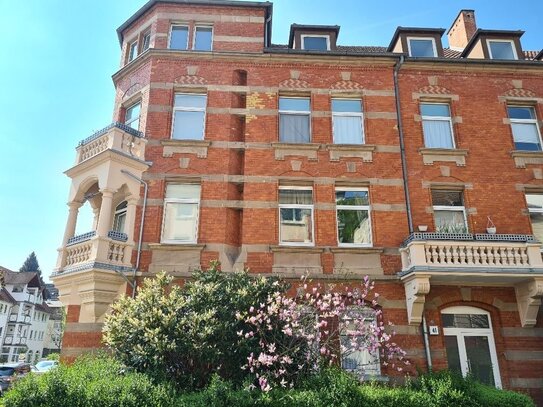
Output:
(488, 40), (517, 60)
(301, 35), (330, 51)
(408, 37), (437, 57)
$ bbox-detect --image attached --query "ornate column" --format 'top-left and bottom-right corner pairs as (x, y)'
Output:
(62, 201), (83, 245)
(124, 197), (139, 243)
(96, 189), (115, 237)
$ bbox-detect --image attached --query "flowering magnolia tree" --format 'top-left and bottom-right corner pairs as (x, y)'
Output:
(237, 276), (409, 391)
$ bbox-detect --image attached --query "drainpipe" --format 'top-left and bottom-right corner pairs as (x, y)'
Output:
(422, 314), (433, 372)
(120, 170), (148, 298)
(393, 55), (414, 234)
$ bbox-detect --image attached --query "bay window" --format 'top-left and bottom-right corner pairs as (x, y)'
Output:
(161, 184), (201, 243)
(279, 187), (314, 245)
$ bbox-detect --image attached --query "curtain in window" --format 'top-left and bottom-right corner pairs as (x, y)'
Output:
(280, 114), (310, 143)
(333, 116), (363, 144)
(163, 202), (198, 241)
(172, 111), (205, 140)
(512, 123), (539, 145)
(279, 189), (312, 205)
(423, 120), (453, 148)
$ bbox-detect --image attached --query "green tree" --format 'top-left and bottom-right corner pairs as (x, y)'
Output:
(103, 261), (285, 389)
(19, 252), (41, 274)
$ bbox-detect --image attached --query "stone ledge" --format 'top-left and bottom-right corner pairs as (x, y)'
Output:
(271, 142), (320, 161)
(419, 148), (468, 166)
(161, 139), (211, 158)
(269, 245), (323, 254)
(325, 144), (376, 162)
(148, 243), (206, 251)
(330, 247), (384, 254)
(511, 150), (543, 168)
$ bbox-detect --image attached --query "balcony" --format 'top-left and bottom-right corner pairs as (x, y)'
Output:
(4, 336), (27, 346)
(8, 314), (31, 324)
(399, 233), (543, 327)
(75, 122), (146, 164)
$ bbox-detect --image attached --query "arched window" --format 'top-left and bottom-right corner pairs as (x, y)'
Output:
(441, 306), (501, 388)
(340, 307), (380, 378)
(112, 201), (127, 233)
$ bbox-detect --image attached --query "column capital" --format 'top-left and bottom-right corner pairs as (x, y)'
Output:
(67, 201), (83, 210)
(99, 188), (115, 198)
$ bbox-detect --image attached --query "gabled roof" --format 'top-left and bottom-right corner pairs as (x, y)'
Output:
(0, 289), (16, 305)
(288, 24), (341, 48)
(116, 0), (273, 45)
(4, 270), (40, 287)
(461, 29), (525, 58)
(535, 49), (543, 60)
(387, 27), (446, 52)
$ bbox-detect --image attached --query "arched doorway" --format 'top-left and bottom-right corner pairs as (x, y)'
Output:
(441, 306), (501, 388)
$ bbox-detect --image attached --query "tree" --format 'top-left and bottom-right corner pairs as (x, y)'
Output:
(19, 252), (41, 275)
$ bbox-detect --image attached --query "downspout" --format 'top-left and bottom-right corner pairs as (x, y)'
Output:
(393, 55), (414, 234)
(120, 170), (148, 298)
(422, 314), (433, 371)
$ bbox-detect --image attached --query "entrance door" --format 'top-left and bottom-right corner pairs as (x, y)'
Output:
(441, 306), (501, 388)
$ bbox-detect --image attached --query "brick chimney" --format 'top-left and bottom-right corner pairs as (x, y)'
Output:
(447, 10), (477, 50)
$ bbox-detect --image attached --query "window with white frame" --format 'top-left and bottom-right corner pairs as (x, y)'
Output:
(172, 94), (207, 140)
(301, 35), (329, 51)
(526, 193), (543, 244)
(112, 201), (127, 233)
(507, 106), (542, 151)
(336, 188), (371, 246)
(169, 25), (189, 50)
(141, 31), (151, 52)
(340, 307), (381, 378)
(279, 97), (311, 143)
(279, 187), (314, 245)
(408, 37), (437, 57)
(193, 26), (213, 51)
(124, 102), (141, 130)
(488, 40), (517, 60)
(161, 184), (201, 243)
(332, 99), (364, 144)
(432, 190), (467, 233)
(128, 41), (138, 62)
(421, 103), (455, 149)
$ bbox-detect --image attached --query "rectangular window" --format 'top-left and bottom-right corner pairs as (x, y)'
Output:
(421, 103), (455, 149)
(301, 35), (329, 51)
(141, 31), (151, 52)
(336, 188), (371, 246)
(172, 94), (207, 140)
(169, 25), (189, 50)
(279, 97), (311, 143)
(128, 41), (138, 62)
(279, 187), (314, 245)
(408, 37), (437, 57)
(332, 99), (364, 144)
(124, 103), (141, 130)
(432, 190), (467, 233)
(193, 26), (213, 51)
(526, 193), (543, 244)
(340, 307), (381, 377)
(161, 184), (201, 243)
(508, 106), (542, 151)
(488, 40), (517, 60)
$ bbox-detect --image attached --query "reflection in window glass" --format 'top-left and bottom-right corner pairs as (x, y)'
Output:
(409, 38), (436, 57)
(194, 26), (213, 51)
(303, 36), (329, 51)
(336, 190), (371, 246)
(172, 94), (207, 140)
(508, 106), (541, 151)
(170, 25), (189, 50)
(488, 41), (516, 60)
(162, 184), (200, 243)
(279, 188), (313, 244)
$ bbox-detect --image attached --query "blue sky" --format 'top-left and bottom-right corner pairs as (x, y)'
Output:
(0, 0), (541, 281)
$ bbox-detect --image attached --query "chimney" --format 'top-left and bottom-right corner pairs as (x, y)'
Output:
(447, 10), (477, 50)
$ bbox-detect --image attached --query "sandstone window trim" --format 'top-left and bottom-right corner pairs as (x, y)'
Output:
(161, 184), (201, 245)
(331, 98), (365, 144)
(278, 186), (315, 247)
(141, 30), (151, 53)
(127, 40), (138, 62)
(407, 36), (437, 58)
(335, 187), (372, 248)
(420, 102), (456, 149)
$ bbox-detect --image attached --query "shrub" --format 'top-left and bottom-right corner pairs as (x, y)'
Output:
(2, 355), (177, 407)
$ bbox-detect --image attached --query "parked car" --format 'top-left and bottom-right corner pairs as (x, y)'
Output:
(32, 360), (58, 373)
(0, 363), (31, 394)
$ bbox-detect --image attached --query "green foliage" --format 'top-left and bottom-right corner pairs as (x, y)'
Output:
(45, 353), (60, 361)
(2, 355), (178, 407)
(19, 252), (41, 274)
(103, 261), (285, 389)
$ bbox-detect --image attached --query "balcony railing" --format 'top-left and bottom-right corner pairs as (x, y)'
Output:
(8, 314), (30, 324)
(400, 233), (542, 272)
(75, 122), (146, 164)
(67, 231), (96, 246)
(3, 336), (27, 346)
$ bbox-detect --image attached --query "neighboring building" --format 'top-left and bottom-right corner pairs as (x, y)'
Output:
(44, 284), (59, 301)
(51, 1), (543, 403)
(42, 300), (64, 357)
(0, 267), (52, 363)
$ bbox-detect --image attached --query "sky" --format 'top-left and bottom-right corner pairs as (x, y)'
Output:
(0, 0), (542, 282)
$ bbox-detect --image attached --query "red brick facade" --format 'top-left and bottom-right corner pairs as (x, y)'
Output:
(58, 1), (543, 404)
